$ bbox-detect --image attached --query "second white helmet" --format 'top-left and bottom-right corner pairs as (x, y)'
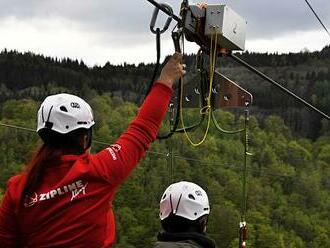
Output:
(160, 181), (210, 221)
(37, 93), (95, 134)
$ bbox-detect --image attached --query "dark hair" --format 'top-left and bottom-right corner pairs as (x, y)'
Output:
(19, 128), (92, 207)
(38, 128), (92, 153)
(161, 214), (208, 233)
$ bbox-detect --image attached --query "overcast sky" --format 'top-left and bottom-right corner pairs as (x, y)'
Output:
(0, 0), (329, 66)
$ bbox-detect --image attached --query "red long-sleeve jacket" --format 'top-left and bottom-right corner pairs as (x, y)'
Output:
(0, 83), (173, 248)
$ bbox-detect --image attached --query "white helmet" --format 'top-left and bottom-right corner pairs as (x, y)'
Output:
(37, 93), (95, 134)
(159, 181), (210, 221)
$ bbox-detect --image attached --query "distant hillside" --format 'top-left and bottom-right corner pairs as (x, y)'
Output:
(1, 47), (330, 248)
(0, 46), (329, 138)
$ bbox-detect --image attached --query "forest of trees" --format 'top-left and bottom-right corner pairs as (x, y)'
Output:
(0, 46), (329, 138)
(0, 47), (330, 247)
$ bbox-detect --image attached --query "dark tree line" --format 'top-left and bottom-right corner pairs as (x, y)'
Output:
(0, 47), (330, 247)
(0, 46), (329, 138)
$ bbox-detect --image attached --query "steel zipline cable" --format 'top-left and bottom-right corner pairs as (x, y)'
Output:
(0, 121), (293, 178)
(303, 0), (330, 39)
(145, 0), (330, 122)
(0, 122), (35, 132)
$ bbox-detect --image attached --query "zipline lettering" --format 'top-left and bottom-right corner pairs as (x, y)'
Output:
(106, 144), (122, 161)
(24, 180), (88, 207)
(71, 182), (88, 201)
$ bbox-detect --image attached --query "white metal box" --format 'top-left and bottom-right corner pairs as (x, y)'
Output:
(205, 5), (246, 51)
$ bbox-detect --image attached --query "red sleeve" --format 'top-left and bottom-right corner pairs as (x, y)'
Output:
(91, 82), (173, 186)
(0, 179), (19, 247)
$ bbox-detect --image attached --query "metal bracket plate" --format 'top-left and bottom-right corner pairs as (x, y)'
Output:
(173, 71), (253, 109)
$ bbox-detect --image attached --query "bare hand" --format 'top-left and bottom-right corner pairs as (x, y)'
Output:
(158, 53), (186, 88)
(197, 2), (207, 9)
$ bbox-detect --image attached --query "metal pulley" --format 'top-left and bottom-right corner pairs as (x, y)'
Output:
(172, 31), (182, 53)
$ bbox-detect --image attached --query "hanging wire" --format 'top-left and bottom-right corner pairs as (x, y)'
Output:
(240, 107), (253, 222)
(168, 103), (175, 183)
(174, 50), (208, 134)
(179, 29), (218, 146)
(239, 107), (250, 248)
(156, 30), (183, 140)
(144, 28), (161, 99)
(0, 121), (294, 179)
(147, 151), (294, 179)
(211, 110), (245, 134)
(303, 0), (330, 39)
(0, 122), (35, 132)
(145, 0), (330, 122)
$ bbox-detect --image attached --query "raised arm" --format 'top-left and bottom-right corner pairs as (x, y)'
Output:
(92, 53), (186, 185)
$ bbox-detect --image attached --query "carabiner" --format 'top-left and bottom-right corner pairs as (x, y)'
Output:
(150, 3), (173, 34)
(171, 31), (181, 53)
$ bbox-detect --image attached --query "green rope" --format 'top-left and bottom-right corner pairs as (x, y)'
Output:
(211, 110), (245, 134)
(239, 107), (251, 248)
(241, 108), (249, 221)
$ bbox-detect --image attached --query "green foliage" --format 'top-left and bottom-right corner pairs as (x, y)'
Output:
(317, 144), (330, 164)
(0, 47), (330, 247)
(1, 96), (330, 247)
(1, 48), (330, 138)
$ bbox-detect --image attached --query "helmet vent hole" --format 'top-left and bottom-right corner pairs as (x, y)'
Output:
(162, 194), (167, 199)
(60, 106), (68, 112)
(45, 121), (53, 129)
(66, 125), (69, 129)
(188, 194), (195, 200)
(194, 212), (197, 216)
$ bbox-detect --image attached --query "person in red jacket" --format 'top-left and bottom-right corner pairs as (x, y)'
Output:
(0, 53), (186, 248)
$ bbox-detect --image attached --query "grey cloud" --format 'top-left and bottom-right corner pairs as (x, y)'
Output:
(0, 0), (329, 40)
(213, 0), (330, 39)
(0, 1), (147, 32)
